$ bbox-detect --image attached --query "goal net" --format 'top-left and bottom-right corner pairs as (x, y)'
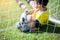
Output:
(0, 0), (60, 40)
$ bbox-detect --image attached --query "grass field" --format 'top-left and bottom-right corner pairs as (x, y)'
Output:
(0, 0), (60, 40)
(49, 0), (60, 20)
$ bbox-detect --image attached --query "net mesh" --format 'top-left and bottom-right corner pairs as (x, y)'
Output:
(0, 0), (60, 40)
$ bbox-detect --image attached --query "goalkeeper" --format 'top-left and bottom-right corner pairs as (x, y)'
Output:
(16, 0), (49, 32)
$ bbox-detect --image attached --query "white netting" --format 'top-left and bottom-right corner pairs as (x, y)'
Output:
(0, 0), (60, 40)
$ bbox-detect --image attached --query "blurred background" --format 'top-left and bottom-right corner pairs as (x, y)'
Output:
(0, 0), (60, 40)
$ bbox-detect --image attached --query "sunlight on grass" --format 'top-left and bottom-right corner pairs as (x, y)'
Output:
(0, 0), (23, 29)
(0, 0), (60, 40)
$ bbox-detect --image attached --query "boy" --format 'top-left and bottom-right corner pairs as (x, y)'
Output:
(16, 0), (49, 32)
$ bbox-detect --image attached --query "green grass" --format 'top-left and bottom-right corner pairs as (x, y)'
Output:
(49, 0), (60, 20)
(0, 27), (59, 40)
(0, 0), (60, 40)
(0, 0), (22, 29)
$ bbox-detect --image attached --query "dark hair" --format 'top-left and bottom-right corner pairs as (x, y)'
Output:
(26, 0), (34, 3)
(36, 0), (49, 7)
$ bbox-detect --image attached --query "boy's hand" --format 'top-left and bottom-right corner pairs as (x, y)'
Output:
(28, 9), (34, 14)
(16, 0), (29, 11)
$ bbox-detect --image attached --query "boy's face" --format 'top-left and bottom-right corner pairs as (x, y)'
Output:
(36, 2), (41, 8)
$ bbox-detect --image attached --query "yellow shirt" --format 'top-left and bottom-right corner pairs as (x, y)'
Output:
(33, 10), (49, 25)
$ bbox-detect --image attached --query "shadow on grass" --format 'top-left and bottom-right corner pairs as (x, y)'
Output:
(24, 22), (60, 34)
(39, 24), (60, 34)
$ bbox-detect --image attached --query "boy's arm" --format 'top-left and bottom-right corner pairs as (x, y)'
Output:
(16, 0), (28, 11)
(16, 0), (35, 14)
